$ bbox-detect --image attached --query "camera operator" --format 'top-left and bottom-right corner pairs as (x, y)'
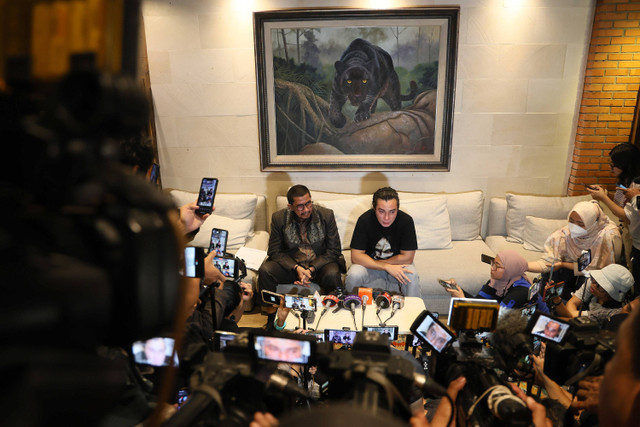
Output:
(510, 306), (640, 427)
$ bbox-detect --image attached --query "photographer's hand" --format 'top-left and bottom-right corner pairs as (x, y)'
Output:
(250, 412), (279, 427)
(203, 251), (226, 285)
(509, 384), (552, 427)
(410, 376), (466, 427)
(571, 375), (602, 413)
(179, 202), (212, 234)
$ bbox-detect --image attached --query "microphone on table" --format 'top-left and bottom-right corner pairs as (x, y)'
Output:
(375, 291), (391, 325)
(382, 295), (404, 326)
(344, 294), (362, 330)
(315, 293), (339, 330)
(361, 295), (369, 330)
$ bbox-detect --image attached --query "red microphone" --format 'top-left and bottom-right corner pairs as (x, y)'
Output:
(322, 294), (339, 308)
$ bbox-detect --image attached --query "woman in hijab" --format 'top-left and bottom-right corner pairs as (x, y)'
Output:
(528, 200), (622, 295)
(445, 250), (537, 310)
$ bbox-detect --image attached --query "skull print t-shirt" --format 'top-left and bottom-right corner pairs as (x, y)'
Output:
(349, 209), (417, 259)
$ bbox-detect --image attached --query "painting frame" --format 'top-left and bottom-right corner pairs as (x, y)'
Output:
(254, 7), (459, 171)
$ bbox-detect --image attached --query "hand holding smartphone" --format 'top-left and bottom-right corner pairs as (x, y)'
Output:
(196, 177), (218, 216)
(261, 289), (283, 306)
(438, 279), (455, 290)
(209, 228), (228, 257)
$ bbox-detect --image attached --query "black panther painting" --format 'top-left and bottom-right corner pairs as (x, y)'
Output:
(328, 38), (418, 128)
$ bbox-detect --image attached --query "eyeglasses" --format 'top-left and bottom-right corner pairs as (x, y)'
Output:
(294, 200), (313, 212)
(490, 261), (504, 270)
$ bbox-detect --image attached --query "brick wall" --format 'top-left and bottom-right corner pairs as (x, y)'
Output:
(568, 0), (640, 195)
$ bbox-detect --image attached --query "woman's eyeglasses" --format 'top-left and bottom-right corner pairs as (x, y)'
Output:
(490, 261), (504, 270)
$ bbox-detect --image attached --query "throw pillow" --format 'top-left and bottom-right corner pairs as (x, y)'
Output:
(399, 197), (453, 249)
(505, 193), (590, 243)
(314, 196), (371, 250)
(522, 216), (566, 252)
(189, 214), (253, 250)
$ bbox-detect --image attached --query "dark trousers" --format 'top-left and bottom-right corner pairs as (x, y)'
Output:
(258, 260), (343, 304)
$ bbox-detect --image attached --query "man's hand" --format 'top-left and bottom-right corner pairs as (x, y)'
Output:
(250, 412), (278, 427)
(571, 375), (602, 413)
(384, 263), (413, 285)
(293, 265), (312, 286)
(180, 202), (212, 234)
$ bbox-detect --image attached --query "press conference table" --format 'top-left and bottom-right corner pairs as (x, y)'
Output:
(283, 296), (426, 335)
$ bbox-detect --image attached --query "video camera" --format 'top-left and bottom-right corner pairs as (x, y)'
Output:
(411, 299), (535, 427)
(165, 328), (448, 427)
(539, 314), (615, 386)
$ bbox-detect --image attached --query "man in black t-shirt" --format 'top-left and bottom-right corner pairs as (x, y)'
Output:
(345, 187), (421, 297)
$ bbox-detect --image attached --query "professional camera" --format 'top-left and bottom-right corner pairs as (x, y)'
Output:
(541, 315), (616, 387)
(412, 300), (535, 427)
(166, 328), (448, 426)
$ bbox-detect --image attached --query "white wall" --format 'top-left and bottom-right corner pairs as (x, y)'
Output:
(142, 0), (595, 216)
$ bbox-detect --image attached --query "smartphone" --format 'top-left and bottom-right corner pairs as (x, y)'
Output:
(307, 331), (325, 343)
(195, 177), (218, 216)
(410, 310), (454, 353)
(324, 329), (357, 346)
(131, 337), (179, 367)
(528, 277), (542, 300)
(261, 289), (283, 306)
(183, 246), (205, 278)
(543, 281), (565, 302)
(149, 162), (160, 185)
(209, 228), (228, 257)
(578, 249), (591, 272)
(438, 279), (455, 290)
(284, 294), (317, 312)
(521, 302), (537, 319)
(213, 255), (238, 279)
(363, 325), (399, 340)
(481, 254), (495, 265)
(214, 331), (238, 351)
(177, 388), (189, 408)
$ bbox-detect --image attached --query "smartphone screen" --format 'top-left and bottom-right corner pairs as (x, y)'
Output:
(209, 228), (228, 256)
(284, 295), (316, 311)
(196, 177), (218, 215)
(131, 337), (179, 367)
(411, 311), (454, 353)
(184, 247), (204, 278)
(213, 256), (237, 279)
(578, 249), (591, 272)
(324, 329), (357, 347)
(363, 325), (399, 340)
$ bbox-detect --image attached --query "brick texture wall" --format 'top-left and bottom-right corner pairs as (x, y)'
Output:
(568, 0), (640, 195)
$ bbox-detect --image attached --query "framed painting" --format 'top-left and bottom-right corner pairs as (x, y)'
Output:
(254, 7), (459, 171)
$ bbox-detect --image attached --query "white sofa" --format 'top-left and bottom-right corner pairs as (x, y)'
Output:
(275, 190), (494, 315)
(484, 193), (594, 263)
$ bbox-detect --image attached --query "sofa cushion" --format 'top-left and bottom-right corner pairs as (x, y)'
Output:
(505, 193), (590, 243)
(169, 190), (258, 234)
(401, 197), (453, 249)
(188, 214), (253, 250)
(399, 191), (483, 241)
(484, 235), (544, 262)
(522, 216), (566, 252)
(314, 196), (370, 250)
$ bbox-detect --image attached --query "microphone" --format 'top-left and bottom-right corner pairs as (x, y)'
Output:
(382, 295), (404, 326)
(344, 294), (362, 330)
(391, 295), (405, 311)
(361, 295), (369, 330)
(375, 292), (391, 313)
(315, 293), (340, 329)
